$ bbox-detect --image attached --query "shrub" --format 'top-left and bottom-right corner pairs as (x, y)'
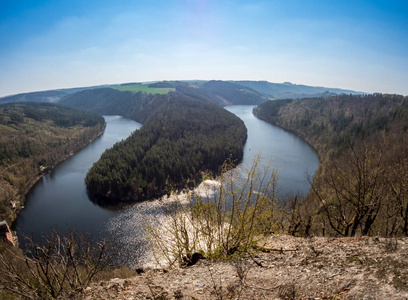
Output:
(145, 155), (281, 267)
(0, 231), (111, 299)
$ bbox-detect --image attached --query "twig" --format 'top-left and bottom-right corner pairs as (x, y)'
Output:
(247, 252), (264, 267)
(254, 246), (298, 253)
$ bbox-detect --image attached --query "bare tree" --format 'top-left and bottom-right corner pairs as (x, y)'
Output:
(309, 141), (386, 236)
(0, 230), (111, 299)
(387, 139), (408, 236)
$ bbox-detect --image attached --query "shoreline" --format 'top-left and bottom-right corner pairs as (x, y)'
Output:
(8, 125), (106, 231)
(252, 106), (322, 162)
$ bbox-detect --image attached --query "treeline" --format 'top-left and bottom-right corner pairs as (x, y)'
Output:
(0, 102), (105, 223)
(234, 80), (361, 99)
(61, 80), (268, 113)
(60, 88), (179, 124)
(85, 94), (247, 204)
(255, 93), (408, 237)
(147, 80), (269, 106)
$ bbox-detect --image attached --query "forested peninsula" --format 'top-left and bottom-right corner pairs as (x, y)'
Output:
(61, 83), (250, 204)
(0, 102), (105, 223)
(254, 94), (408, 237)
(85, 95), (246, 204)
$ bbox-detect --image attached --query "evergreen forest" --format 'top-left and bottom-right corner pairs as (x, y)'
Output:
(61, 82), (262, 204)
(84, 94), (247, 204)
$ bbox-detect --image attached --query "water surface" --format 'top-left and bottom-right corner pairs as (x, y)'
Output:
(225, 105), (319, 196)
(14, 106), (319, 267)
(14, 116), (142, 243)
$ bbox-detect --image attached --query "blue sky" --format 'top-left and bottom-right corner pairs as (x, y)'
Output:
(1, 0), (407, 97)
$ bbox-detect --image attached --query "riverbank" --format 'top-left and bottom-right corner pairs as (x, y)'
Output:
(7, 124), (105, 226)
(252, 105), (322, 162)
(81, 234), (408, 299)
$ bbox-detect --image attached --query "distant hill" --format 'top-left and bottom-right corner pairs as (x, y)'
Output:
(1, 80), (364, 105)
(60, 88), (179, 124)
(176, 80), (269, 106)
(0, 90), (69, 104)
(60, 81), (269, 119)
(0, 85), (110, 104)
(233, 81), (363, 99)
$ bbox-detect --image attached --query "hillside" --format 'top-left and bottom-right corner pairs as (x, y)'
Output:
(254, 94), (408, 237)
(176, 80), (269, 106)
(60, 88), (160, 123)
(0, 86), (105, 104)
(1, 80), (362, 105)
(235, 80), (363, 99)
(0, 102), (105, 223)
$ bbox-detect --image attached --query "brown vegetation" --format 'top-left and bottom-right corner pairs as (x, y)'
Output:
(144, 155), (281, 267)
(0, 102), (105, 224)
(0, 231), (114, 299)
(255, 93), (408, 237)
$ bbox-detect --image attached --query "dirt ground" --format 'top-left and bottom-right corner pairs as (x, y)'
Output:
(80, 235), (408, 299)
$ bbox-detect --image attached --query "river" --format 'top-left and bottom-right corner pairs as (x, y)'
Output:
(13, 105), (319, 267)
(225, 105), (319, 196)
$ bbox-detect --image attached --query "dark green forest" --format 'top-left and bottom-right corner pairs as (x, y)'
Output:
(84, 94), (247, 204)
(255, 94), (408, 237)
(0, 102), (105, 222)
(61, 82), (266, 204)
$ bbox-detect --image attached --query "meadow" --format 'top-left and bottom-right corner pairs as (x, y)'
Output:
(113, 83), (175, 94)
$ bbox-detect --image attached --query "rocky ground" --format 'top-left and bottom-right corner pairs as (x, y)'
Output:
(80, 235), (408, 299)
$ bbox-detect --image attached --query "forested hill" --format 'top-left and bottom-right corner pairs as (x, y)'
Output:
(254, 94), (408, 237)
(0, 86), (104, 104)
(85, 94), (247, 204)
(0, 102), (105, 223)
(60, 80), (268, 114)
(175, 80), (269, 106)
(1, 80), (363, 105)
(234, 81), (362, 99)
(60, 88), (165, 123)
(254, 94), (408, 158)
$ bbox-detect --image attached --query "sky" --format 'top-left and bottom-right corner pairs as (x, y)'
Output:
(1, 0), (407, 97)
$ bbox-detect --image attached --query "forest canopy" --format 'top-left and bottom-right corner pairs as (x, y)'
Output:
(84, 93), (247, 204)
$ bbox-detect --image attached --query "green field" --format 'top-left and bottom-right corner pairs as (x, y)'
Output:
(113, 84), (175, 94)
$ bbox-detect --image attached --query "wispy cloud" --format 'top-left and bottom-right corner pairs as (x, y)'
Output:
(0, 0), (407, 96)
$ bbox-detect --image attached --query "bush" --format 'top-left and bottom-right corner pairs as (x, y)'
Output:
(144, 155), (282, 267)
(0, 231), (111, 299)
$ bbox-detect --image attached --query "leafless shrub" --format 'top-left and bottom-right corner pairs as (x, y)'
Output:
(309, 141), (386, 237)
(278, 282), (296, 299)
(0, 230), (111, 299)
(144, 154), (281, 267)
(232, 258), (251, 284)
